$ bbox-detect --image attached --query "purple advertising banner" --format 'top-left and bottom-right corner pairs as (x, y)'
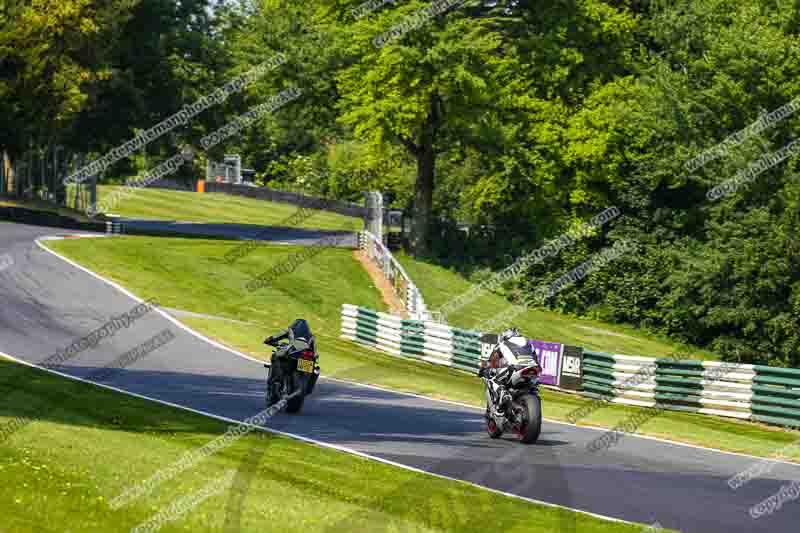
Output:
(530, 339), (563, 386)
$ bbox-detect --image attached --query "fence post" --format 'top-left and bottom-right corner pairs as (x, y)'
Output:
(90, 174), (98, 210)
(364, 191), (383, 243)
(407, 284), (424, 319)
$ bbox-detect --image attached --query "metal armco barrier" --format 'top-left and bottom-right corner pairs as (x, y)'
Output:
(342, 306), (800, 429)
(582, 352), (660, 408)
(341, 304), (481, 372)
(106, 221), (122, 235)
(582, 351), (756, 419)
(654, 359), (754, 420)
(578, 350), (800, 428)
(341, 305), (585, 388)
(0, 206), (267, 241)
(752, 366), (800, 428)
(0, 205), (106, 232)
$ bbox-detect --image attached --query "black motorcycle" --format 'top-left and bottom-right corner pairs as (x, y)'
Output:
(264, 319), (320, 414)
(478, 328), (543, 444)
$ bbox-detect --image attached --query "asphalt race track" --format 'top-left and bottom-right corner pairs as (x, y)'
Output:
(1, 221), (798, 533)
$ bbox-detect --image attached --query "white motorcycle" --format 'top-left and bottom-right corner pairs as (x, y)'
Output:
(478, 328), (543, 444)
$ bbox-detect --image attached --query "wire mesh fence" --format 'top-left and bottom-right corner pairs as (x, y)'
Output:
(0, 146), (97, 212)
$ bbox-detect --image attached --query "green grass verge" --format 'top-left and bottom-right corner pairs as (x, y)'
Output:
(78, 185), (360, 231)
(396, 253), (721, 361)
(0, 358), (650, 533)
(44, 237), (800, 462)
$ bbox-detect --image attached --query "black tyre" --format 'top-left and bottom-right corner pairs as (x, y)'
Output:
(265, 368), (281, 408)
(286, 373), (307, 414)
(266, 388), (279, 407)
(485, 404), (503, 439)
(517, 394), (542, 444)
(305, 369), (319, 395)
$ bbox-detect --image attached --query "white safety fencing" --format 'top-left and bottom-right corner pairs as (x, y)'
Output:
(340, 304), (482, 373)
(582, 351), (757, 420)
(358, 230), (434, 321)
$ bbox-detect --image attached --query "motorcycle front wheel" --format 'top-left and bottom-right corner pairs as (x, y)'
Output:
(485, 403), (503, 438)
(515, 394), (542, 444)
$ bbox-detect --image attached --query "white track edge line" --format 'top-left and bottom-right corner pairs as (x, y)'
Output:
(0, 349), (630, 526)
(34, 236), (800, 469)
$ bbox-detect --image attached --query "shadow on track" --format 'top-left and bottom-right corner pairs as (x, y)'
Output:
(223, 360), (577, 533)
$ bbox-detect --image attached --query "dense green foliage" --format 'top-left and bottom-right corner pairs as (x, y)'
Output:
(1, 0), (232, 180)
(3, 0), (800, 366)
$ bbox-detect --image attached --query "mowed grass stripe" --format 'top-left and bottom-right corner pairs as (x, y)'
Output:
(76, 185), (360, 232)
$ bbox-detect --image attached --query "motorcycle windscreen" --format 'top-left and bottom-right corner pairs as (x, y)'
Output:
(289, 319), (313, 341)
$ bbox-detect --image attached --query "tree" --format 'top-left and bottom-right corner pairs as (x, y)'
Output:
(532, 0), (800, 365)
(68, 0), (223, 180)
(217, 1), (346, 185)
(324, 1), (505, 255)
(0, 0), (137, 169)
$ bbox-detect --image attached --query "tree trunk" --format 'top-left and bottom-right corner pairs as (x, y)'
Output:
(409, 92), (442, 257)
(412, 143), (435, 256)
(0, 151), (11, 195)
(2, 149), (16, 197)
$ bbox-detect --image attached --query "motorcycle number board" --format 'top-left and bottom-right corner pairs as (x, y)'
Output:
(298, 359), (314, 373)
(530, 340), (562, 386)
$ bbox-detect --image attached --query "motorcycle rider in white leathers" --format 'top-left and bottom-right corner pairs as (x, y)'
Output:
(479, 328), (539, 414)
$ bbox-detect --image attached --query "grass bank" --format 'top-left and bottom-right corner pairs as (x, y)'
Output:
(397, 253), (721, 361)
(82, 185), (360, 231)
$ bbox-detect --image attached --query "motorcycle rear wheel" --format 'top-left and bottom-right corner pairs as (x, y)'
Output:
(266, 368), (282, 407)
(516, 395), (542, 444)
(286, 373), (307, 414)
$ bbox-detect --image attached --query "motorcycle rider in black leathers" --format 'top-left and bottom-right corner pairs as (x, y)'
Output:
(264, 319), (315, 402)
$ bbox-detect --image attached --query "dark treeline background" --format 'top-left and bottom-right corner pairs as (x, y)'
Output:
(2, 0), (800, 366)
